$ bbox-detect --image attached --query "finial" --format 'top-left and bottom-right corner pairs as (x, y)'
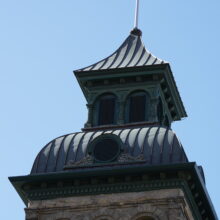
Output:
(134, 0), (140, 29)
(130, 28), (142, 36)
(131, 0), (142, 36)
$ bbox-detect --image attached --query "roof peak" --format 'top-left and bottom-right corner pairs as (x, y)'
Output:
(130, 28), (142, 36)
(75, 31), (166, 73)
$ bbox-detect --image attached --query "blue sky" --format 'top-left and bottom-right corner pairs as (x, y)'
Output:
(0, 0), (220, 218)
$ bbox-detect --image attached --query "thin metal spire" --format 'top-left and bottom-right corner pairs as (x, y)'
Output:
(134, 0), (140, 28)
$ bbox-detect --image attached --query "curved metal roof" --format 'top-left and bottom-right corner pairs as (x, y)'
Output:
(31, 126), (188, 174)
(75, 29), (166, 72)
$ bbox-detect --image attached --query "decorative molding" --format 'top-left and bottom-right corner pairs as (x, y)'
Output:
(64, 153), (146, 169)
(118, 153), (145, 163)
(26, 179), (186, 201)
(67, 155), (93, 167)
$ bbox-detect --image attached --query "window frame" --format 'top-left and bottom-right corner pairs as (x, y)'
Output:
(94, 93), (118, 126)
(125, 91), (150, 123)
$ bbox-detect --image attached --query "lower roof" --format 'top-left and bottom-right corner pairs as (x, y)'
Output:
(31, 126), (188, 174)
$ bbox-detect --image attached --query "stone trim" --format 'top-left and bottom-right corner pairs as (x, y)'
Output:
(26, 189), (192, 220)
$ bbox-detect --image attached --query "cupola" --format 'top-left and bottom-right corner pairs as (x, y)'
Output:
(74, 28), (187, 130)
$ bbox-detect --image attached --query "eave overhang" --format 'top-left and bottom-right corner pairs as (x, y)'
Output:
(9, 162), (217, 219)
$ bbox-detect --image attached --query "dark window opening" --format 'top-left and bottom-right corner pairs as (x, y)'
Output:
(157, 98), (163, 124)
(93, 138), (120, 162)
(98, 95), (116, 125)
(129, 93), (147, 123)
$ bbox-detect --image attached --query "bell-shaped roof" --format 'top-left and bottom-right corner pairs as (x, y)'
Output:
(31, 126), (188, 174)
(75, 28), (167, 72)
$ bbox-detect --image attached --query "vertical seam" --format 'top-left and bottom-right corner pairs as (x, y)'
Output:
(134, 47), (146, 66)
(53, 135), (68, 172)
(150, 126), (161, 164)
(131, 128), (142, 155)
(140, 126), (153, 154)
(117, 129), (124, 137)
(124, 36), (140, 67)
(34, 142), (52, 173)
(152, 58), (158, 65)
(73, 132), (87, 162)
(169, 133), (176, 163)
(44, 140), (56, 173)
(31, 152), (41, 174)
(107, 37), (130, 69)
(124, 129), (133, 153)
(115, 38), (133, 68)
(160, 127), (169, 163)
(63, 133), (79, 166)
(84, 131), (96, 155)
(143, 53), (152, 65)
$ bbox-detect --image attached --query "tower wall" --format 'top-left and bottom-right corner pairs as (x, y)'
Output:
(25, 188), (194, 220)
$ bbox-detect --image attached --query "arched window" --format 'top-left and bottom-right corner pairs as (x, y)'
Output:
(126, 91), (149, 123)
(96, 94), (117, 126)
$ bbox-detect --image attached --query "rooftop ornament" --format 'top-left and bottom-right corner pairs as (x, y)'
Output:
(131, 0), (142, 36)
(134, 0), (140, 29)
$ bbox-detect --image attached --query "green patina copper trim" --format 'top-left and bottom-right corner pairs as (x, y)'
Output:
(9, 162), (217, 219)
(64, 159), (146, 170)
(26, 179), (185, 200)
(10, 162), (196, 182)
(75, 64), (186, 130)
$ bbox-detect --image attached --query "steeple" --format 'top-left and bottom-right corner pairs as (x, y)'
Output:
(9, 2), (218, 219)
(74, 30), (187, 130)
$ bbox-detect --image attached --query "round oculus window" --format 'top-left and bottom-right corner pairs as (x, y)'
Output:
(92, 137), (121, 162)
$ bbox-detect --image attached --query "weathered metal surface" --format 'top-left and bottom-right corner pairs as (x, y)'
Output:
(31, 126), (188, 174)
(75, 31), (166, 73)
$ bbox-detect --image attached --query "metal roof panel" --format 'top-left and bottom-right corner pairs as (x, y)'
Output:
(75, 31), (167, 73)
(31, 126), (188, 174)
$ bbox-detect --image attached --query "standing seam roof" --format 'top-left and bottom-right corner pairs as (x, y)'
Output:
(75, 33), (166, 72)
(31, 126), (188, 174)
